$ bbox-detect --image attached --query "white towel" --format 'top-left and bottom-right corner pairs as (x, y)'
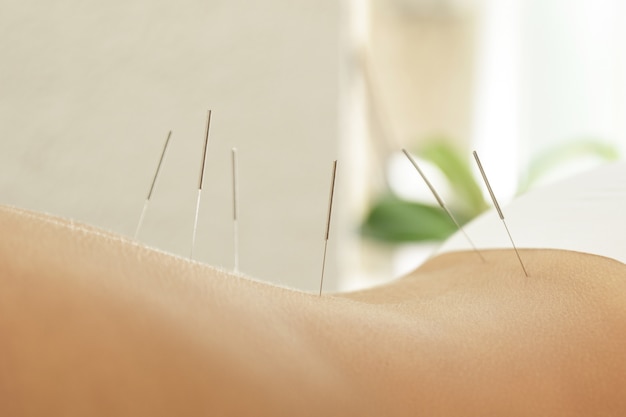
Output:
(437, 162), (626, 264)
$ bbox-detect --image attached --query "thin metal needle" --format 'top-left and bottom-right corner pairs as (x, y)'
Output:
(402, 149), (485, 262)
(190, 110), (212, 260)
(232, 147), (239, 273)
(134, 130), (173, 239)
(319, 160), (338, 297)
(472, 150), (529, 276)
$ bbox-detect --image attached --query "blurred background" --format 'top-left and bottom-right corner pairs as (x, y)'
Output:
(1, 0), (624, 291)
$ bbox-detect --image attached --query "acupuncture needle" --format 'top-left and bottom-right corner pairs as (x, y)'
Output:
(190, 110), (212, 260)
(472, 150), (529, 276)
(319, 160), (338, 297)
(134, 130), (172, 239)
(232, 147), (239, 273)
(402, 149), (485, 262)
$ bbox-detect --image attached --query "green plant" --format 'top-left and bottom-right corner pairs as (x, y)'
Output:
(361, 138), (619, 243)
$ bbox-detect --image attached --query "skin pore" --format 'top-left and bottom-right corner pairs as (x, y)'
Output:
(1, 204), (626, 416)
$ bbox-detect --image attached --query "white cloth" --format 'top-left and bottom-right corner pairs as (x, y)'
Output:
(436, 162), (626, 264)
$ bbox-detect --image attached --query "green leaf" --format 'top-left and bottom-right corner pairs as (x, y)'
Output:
(519, 139), (620, 193)
(416, 140), (488, 216)
(361, 194), (457, 243)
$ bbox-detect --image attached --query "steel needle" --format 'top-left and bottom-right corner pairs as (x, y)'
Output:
(232, 147), (239, 273)
(319, 160), (338, 297)
(190, 110), (212, 260)
(402, 149), (485, 262)
(473, 150), (529, 276)
(134, 130), (172, 239)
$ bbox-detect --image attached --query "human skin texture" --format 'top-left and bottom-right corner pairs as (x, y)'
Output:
(1, 204), (625, 416)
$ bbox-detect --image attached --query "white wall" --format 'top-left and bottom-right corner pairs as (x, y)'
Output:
(0, 0), (343, 291)
(472, 0), (626, 198)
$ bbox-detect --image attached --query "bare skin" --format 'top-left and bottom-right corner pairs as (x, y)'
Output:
(1, 204), (625, 416)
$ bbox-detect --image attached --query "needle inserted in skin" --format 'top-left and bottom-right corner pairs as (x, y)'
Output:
(190, 110), (212, 260)
(472, 150), (529, 276)
(232, 147), (239, 273)
(134, 130), (172, 239)
(319, 160), (338, 297)
(402, 149), (485, 262)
